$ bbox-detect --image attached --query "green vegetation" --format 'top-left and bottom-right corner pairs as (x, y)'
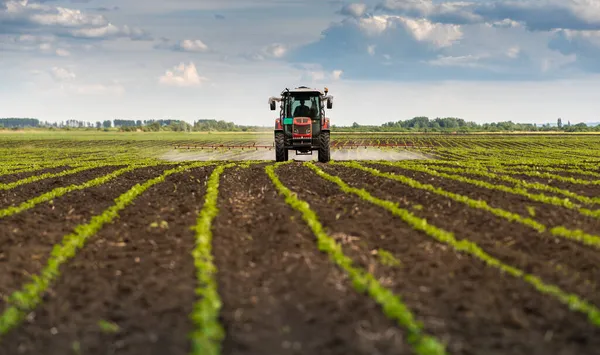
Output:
(188, 163), (236, 355)
(305, 161), (600, 328)
(0, 162), (212, 336)
(267, 161), (447, 355)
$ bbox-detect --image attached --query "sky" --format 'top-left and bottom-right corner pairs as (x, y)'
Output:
(1, 0), (600, 126)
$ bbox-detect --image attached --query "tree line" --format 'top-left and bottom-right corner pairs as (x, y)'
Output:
(1, 116), (599, 132)
(336, 117), (600, 133)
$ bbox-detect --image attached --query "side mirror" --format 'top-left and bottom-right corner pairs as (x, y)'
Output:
(327, 100), (333, 109)
(270, 101), (276, 111)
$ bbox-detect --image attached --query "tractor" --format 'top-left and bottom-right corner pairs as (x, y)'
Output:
(269, 86), (333, 162)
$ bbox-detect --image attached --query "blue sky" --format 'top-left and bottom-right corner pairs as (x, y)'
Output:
(1, 0), (600, 126)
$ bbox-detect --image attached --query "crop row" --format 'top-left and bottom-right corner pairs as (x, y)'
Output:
(381, 161), (600, 219)
(302, 162), (600, 325)
(1, 158), (600, 354)
(0, 161), (214, 336)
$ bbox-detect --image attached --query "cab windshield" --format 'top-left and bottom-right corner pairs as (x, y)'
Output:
(288, 95), (320, 119)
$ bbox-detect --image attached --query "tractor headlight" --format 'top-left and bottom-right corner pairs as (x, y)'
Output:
(294, 128), (298, 133)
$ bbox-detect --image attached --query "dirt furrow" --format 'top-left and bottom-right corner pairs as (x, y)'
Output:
(322, 164), (600, 305)
(0, 166), (72, 184)
(504, 173), (600, 200)
(275, 162), (600, 355)
(0, 165), (173, 311)
(213, 164), (409, 355)
(368, 164), (600, 236)
(0, 166), (213, 355)
(0, 165), (124, 209)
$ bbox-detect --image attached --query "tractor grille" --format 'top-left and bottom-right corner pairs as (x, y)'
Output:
(293, 124), (311, 135)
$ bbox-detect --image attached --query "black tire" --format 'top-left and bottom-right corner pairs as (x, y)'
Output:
(275, 131), (287, 162)
(318, 131), (330, 163)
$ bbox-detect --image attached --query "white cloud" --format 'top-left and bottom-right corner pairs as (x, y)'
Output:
(332, 69), (343, 80)
(55, 48), (70, 56)
(242, 43), (288, 61)
(506, 46), (520, 58)
(0, 0), (150, 41)
(30, 7), (106, 27)
(427, 54), (488, 67)
(263, 43), (287, 58)
(155, 38), (210, 52)
(50, 66), (76, 81)
(397, 16), (463, 47)
(377, 0), (600, 30)
(367, 44), (376, 55)
(180, 39), (208, 52)
(340, 3), (368, 18)
(159, 62), (207, 87)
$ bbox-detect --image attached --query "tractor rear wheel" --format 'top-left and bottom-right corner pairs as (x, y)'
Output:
(275, 132), (287, 162)
(318, 131), (330, 163)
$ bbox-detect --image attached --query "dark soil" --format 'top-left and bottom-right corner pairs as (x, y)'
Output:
(414, 165), (600, 207)
(320, 164), (600, 305)
(0, 165), (173, 310)
(0, 166), (71, 184)
(367, 163), (600, 237)
(1, 162), (600, 355)
(0, 165), (125, 209)
(275, 162), (600, 355)
(0, 166), (213, 355)
(504, 173), (600, 201)
(212, 164), (409, 355)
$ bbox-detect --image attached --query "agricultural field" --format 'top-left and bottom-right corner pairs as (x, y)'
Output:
(0, 131), (600, 355)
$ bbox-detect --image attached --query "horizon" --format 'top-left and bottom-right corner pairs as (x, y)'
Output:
(2, 0), (600, 126)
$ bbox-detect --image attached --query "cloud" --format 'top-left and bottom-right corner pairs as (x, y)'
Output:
(377, 0), (482, 25)
(69, 23), (150, 40)
(332, 69), (343, 80)
(91, 6), (120, 12)
(158, 62), (207, 87)
(377, 0), (600, 31)
(214, 13), (225, 20)
(243, 43), (288, 61)
(0, 0), (150, 41)
(549, 29), (600, 71)
(339, 3), (368, 18)
(154, 38), (209, 52)
(0, 33), (71, 56)
(287, 1), (596, 80)
(50, 66), (76, 81)
(55, 47), (69, 56)
(291, 14), (465, 79)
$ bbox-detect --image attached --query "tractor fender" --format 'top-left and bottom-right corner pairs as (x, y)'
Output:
(274, 118), (283, 131)
(321, 117), (331, 131)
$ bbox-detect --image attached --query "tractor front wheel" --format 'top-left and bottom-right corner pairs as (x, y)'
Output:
(275, 132), (288, 162)
(318, 131), (330, 163)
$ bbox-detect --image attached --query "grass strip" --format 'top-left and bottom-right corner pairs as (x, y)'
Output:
(337, 162), (600, 249)
(0, 161), (212, 337)
(267, 161), (447, 355)
(305, 161), (600, 328)
(0, 163), (161, 218)
(188, 162), (236, 355)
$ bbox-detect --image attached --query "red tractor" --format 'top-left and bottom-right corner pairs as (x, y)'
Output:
(269, 86), (333, 162)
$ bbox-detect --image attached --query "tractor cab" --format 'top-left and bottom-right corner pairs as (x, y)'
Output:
(269, 86), (333, 162)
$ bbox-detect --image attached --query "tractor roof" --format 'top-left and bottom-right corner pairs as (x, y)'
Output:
(286, 86), (324, 95)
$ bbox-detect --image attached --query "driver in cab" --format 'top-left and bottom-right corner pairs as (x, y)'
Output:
(293, 99), (311, 117)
